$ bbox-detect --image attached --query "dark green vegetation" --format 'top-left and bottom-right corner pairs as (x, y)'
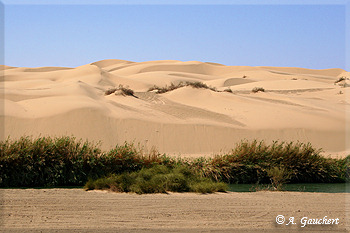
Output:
(1, 137), (349, 193)
(85, 165), (227, 194)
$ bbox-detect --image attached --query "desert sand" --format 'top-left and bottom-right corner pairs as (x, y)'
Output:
(1, 189), (349, 232)
(1, 59), (349, 157)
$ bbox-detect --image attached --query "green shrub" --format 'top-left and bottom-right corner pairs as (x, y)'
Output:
(190, 180), (227, 194)
(266, 166), (292, 190)
(84, 165), (228, 194)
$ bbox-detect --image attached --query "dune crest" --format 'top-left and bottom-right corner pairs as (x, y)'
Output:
(1, 59), (349, 157)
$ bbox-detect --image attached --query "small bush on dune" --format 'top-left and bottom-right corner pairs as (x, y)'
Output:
(186, 81), (217, 91)
(105, 88), (117, 95)
(251, 87), (265, 93)
(186, 81), (209, 89)
(105, 85), (134, 96)
(148, 82), (185, 94)
(118, 85), (134, 96)
(334, 77), (346, 84)
(334, 77), (350, 87)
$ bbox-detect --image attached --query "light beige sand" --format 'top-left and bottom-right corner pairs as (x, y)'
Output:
(1, 59), (349, 157)
(1, 189), (349, 232)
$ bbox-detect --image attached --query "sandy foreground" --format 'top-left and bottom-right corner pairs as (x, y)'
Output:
(1, 59), (349, 157)
(0, 189), (349, 232)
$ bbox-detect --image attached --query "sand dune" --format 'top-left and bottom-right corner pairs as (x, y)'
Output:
(259, 66), (345, 77)
(1, 59), (349, 157)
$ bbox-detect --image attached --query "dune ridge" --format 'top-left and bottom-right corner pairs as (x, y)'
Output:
(1, 59), (349, 157)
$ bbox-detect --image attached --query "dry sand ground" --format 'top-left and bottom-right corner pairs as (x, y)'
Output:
(1, 59), (349, 157)
(1, 189), (349, 232)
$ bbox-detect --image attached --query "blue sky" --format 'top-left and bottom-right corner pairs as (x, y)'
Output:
(2, 1), (348, 69)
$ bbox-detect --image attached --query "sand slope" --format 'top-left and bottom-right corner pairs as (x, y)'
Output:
(1, 59), (349, 157)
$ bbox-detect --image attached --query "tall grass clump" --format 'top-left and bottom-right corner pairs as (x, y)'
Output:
(0, 136), (165, 187)
(195, 140), (349, 184)
(0, 136), (102, 187)
(85, 164), (227, 194)
(266, 166), (292, 190)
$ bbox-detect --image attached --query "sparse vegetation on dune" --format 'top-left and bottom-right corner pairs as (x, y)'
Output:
(251, 87), (265, 93)
(148, 81), (217, 94)
(0, 137), (348, 191)
(334, 77), (346, 84)
(118, 86), (134, 96)
(105, 81), (234, 96)
(105, 84), (135, 96)
(334, 76), (350, 87)
(105, 87), (117, 95)
(148, 82), (183, 94)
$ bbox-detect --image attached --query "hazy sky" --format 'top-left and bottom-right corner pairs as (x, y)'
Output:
(2, 1), (348, 69)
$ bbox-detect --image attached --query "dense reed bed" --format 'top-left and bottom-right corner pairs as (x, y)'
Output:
(0, 136), (348, 190)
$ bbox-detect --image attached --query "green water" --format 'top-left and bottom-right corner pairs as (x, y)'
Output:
(228, 183), (350, 193)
